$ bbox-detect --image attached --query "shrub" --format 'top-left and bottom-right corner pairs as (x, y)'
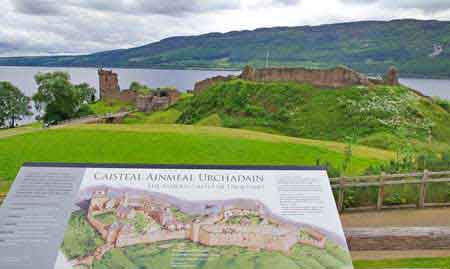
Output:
(384, 193), (408, 205)
(433, 97), (450, 113)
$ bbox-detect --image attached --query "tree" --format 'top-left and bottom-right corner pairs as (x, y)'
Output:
(129, 81), (153, 95)
(32, 72), (95, 123)
(0, 81), (32, 128)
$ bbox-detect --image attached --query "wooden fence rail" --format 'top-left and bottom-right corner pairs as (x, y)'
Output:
(331, 170), (450, 212)
(1, 170), (449, 211)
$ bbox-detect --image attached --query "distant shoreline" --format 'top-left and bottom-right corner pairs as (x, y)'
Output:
(0, 64), (242, 72)
(1, 65), (450, 80)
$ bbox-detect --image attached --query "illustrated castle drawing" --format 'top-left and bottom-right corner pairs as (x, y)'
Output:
(71, 187), (328, 267)
(98, 69), (181, 112)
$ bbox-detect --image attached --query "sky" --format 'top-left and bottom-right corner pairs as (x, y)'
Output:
(1, 0), (450, 57)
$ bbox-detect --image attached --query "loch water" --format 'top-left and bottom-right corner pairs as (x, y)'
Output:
(0, 66), (449, 125)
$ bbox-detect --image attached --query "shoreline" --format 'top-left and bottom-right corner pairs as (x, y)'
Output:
(2, 65), (450, 80)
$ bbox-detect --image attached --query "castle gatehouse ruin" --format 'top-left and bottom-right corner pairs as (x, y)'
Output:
(98, 69), (180, 112)
(193, 65), (400, 94)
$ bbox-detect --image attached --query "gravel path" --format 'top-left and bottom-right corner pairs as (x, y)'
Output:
(341, 207), (450, 228)
(342, 208), (450, 260)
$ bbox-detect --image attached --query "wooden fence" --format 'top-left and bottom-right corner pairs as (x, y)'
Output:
(1, 170), (449, 211)
(331, 170), (450, 212)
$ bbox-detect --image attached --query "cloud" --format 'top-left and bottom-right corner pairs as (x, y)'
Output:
(341, 0), (450, 13)
(276, 0), (301, 5)
(11, 0), (242, 17)
(1, 0), (450, 57)
(11, 0), (63, 15)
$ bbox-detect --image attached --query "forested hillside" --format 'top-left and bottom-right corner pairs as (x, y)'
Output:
(1, 20), (450, 77)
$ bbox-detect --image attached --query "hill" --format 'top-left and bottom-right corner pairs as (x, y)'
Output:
(175, 80), (450, 153)
(1, 19), (450, 78)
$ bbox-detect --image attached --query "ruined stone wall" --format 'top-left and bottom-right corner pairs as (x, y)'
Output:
(98, 69), (181, 111)
(193, 75), (236, 94)
(166, 90), (181, 104)
(135, 90), (181, 113)
(119, 89), (138, 104)
(136, 95), (154, 112)
(193, 65), (375, 95)
(241, 66), (370, 88)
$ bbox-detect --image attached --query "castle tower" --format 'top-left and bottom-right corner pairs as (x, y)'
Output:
(385, 66), (399, 86)
(240, 65), (256, 80)
(98, 68), (120, 100)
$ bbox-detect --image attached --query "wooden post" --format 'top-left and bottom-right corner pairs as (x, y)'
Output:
(418, 170), (428, 208)
(377, 172), (385, 211)
(338, 177), (345, 213)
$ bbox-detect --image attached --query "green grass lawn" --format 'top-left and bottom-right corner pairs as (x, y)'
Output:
(0, 124), (389, 185)
(354, 256), (450, 269)
(0, 125), (42, 139)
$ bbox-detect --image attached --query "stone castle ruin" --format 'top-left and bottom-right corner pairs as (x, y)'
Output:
(98, 69), (180, 112)
(193, 65), (400, 94)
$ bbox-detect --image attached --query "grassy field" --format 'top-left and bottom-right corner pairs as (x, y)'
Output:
(353, 256), (450, 269)
(0, 123), (390, 185)
(0, 123), (42, 139)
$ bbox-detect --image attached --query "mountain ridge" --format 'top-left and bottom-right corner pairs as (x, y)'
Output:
(1, 19), (450, 78)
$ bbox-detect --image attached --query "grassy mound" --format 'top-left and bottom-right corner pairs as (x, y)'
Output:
(0, 124), (391, 183)
(123, 109), (182, 124)
(176, 80), (450, 152)
(89, 100), (135, 115)
(195, 113), (222, 126)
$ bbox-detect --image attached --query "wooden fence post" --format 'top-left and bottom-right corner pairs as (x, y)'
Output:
(376, 172), (386, 211)
(338, 177), (345, 213)
(418, 169), (428, 209)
